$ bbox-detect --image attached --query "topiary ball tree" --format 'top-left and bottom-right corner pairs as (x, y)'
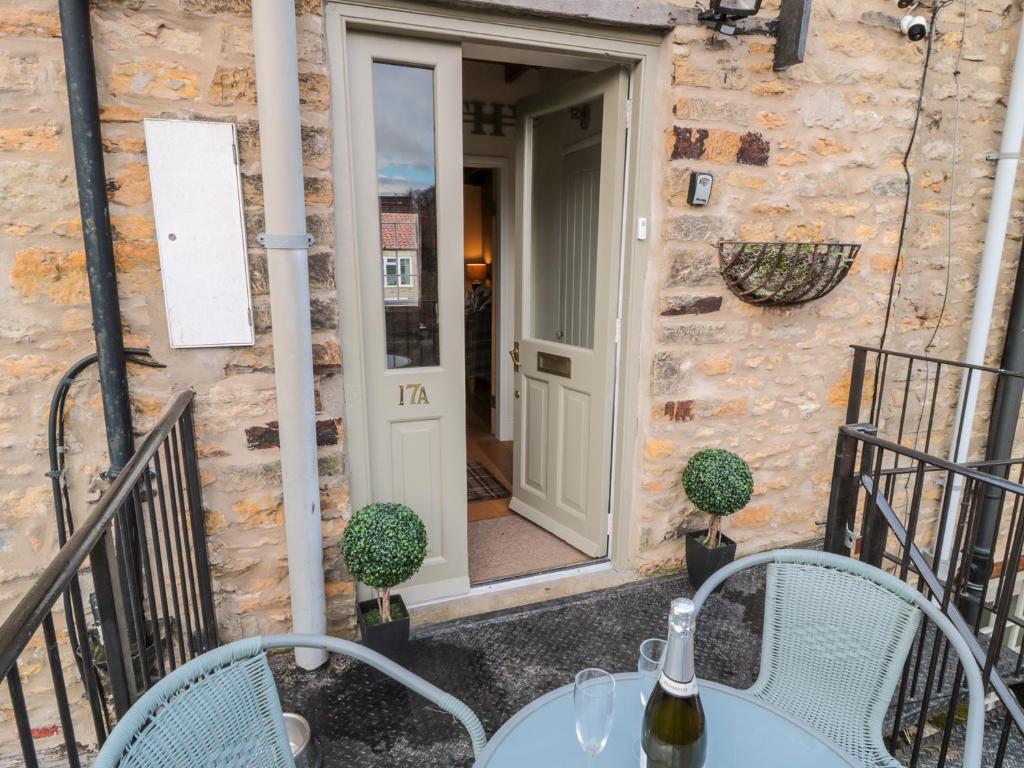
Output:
(682, 449), (753, 549)
(342, 502), (427, 623)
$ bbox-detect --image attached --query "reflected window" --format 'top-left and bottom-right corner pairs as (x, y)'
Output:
(372, 62), (440, 369)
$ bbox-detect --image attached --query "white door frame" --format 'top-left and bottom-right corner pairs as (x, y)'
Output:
(326, 0), (668, 575)
(464, 155), (514, 441)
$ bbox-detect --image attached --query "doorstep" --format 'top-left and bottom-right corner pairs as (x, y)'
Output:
(409, 563), (644, 626)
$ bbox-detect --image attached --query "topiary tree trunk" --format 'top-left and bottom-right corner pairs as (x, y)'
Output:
(707, 515), (722, 550)
(378, 587), (392, 623)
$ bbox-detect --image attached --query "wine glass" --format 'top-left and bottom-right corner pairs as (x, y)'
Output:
(574, 668), (615, 763)
(638, 638), (667, 706)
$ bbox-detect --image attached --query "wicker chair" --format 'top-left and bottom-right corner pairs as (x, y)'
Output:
(93, 634), (487, 767)
(692, 549), (985, 768)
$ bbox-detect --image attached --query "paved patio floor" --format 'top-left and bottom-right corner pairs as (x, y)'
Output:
(271, 563), (1023, 767)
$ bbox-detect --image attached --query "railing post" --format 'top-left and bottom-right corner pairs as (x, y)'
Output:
(846, 346), (867, 425)
(859, 434), (886, 568)
(178, 398), (219, 649)
(825, 429), (859, 555)
(87, 530), (133, 716)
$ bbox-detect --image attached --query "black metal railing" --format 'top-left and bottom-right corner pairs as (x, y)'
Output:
(827, 347), (1024, 766)
(0, 391), (217, 767)
(843, 344), (1024, 465)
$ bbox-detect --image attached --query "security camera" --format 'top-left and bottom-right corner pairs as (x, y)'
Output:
(901, 14), (928, 41)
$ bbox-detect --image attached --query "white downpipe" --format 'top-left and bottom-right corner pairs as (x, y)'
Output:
(251, 1), (327, 669)
(938, 18), (1024, 573)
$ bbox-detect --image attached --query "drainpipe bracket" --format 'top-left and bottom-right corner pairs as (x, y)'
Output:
(986, 152), (1021, 161)
(257, 232), (315, 249)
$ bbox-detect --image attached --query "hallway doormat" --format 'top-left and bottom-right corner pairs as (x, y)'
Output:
(467, 461), (510, 502)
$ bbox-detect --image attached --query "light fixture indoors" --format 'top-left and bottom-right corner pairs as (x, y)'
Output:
(699, 0), (763, 34)
(465, 262), (489, 287)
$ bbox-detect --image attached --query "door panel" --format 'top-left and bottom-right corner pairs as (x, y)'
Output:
(347, 32), (469, 603)
(510, 68), (629, 559)
(523, 376), (549, 494)
(558, 386), (590, 514)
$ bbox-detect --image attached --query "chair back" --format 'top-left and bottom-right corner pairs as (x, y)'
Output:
(693, 549), (986, 768)
(751, 561), (921, 767)
(95, 638), (295, 768)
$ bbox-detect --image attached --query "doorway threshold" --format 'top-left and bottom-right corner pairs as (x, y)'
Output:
(408, 560), (641, 627)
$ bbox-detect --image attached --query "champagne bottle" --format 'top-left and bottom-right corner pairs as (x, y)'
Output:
(640, 598), (707, 768)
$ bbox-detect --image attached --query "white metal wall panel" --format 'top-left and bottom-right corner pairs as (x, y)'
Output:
(144, 119), (254, 348)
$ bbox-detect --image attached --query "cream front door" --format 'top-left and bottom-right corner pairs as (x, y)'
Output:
(347, 32), (469, 602)
(510, 68), (629, 558)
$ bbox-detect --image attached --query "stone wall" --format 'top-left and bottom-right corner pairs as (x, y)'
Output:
(632, 0), (1024, 572)
(1, 0), (1023, 756)
(0, 0), (348, 752)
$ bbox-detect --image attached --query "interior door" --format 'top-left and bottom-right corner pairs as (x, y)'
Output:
(347, 32), (469, 603)
(510, 68), (629, 558)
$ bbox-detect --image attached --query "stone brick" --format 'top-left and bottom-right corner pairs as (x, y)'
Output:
(775, 151), (807, 167)
(0, 10), (61, 37)
(733, 505), (773, 528)
(312, 339), (341, 374)
(645, 438), (676, 460)
(756, 111), (787, 129)
(871, 174), (908, 197)
(107, 61), (199, 100)
(702, 351), (734, 376)
(812, 136), (850, 155)
(101, 105), (151, 123)
(245, 419), (340, 450)
(107, 163), (151, 206)
(799, 90), (847, 129)
(674, 96), (749, 123)
(102, 134), (146, 154)
(672, 54), (711, 88)
(0, 122), (61, 152)
(0, 52), (39, 92)
(658, 322), (746, 346)
(662, 400), (695, 422)
(670, 126), (708, 160)
(10, 248), (87, 305)
(660, 295), (723, 316)
(298, 72), (329, 110)
(724, 171), (767, 189)
(209, 65), (257, 105)
(650, 352), (692, 395)
(751, 79), (792, 96)
(0, 161), (75, 211)
(665, 249), (717, 288)
(309, 251), (335, 290)
(737, 132), (770, 166)
(703, 130), (742, 163)
(664, 215), (736, 243)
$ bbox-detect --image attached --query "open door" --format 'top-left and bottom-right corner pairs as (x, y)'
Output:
(347, 32), (469, 602)
(510, 68), (629, 558)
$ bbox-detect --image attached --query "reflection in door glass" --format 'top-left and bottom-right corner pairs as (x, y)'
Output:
(530, 96), (603, 350)
(373, 62), (440, 369)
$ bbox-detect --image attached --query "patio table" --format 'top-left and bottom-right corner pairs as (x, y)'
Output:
(474, 673), (858, 767)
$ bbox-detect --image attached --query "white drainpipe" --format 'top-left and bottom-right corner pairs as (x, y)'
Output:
(938, 17), (1024, 573)
(251, 0), (327, 669)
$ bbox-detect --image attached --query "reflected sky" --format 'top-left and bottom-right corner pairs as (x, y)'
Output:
(373, 62), (436, 196)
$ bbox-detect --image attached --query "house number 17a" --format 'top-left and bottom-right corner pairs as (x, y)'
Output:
(398, 383), (429, 406)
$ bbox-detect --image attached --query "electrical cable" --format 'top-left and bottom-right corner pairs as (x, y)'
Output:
(923, 0), (967, 354)
(877, 2), (945, 352)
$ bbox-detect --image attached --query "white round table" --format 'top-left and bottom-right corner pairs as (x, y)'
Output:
(474, 673), (858, 767)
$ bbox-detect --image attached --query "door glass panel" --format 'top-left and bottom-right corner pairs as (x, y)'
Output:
(373, 62), (440, 369)
(530, 95), (603, 350)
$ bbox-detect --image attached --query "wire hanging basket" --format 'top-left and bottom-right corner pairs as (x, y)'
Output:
(718, 241), (861, 306)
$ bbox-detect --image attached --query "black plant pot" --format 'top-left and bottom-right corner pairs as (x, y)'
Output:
(357, 595), (411, 666)
(685, 530), (737, 590)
